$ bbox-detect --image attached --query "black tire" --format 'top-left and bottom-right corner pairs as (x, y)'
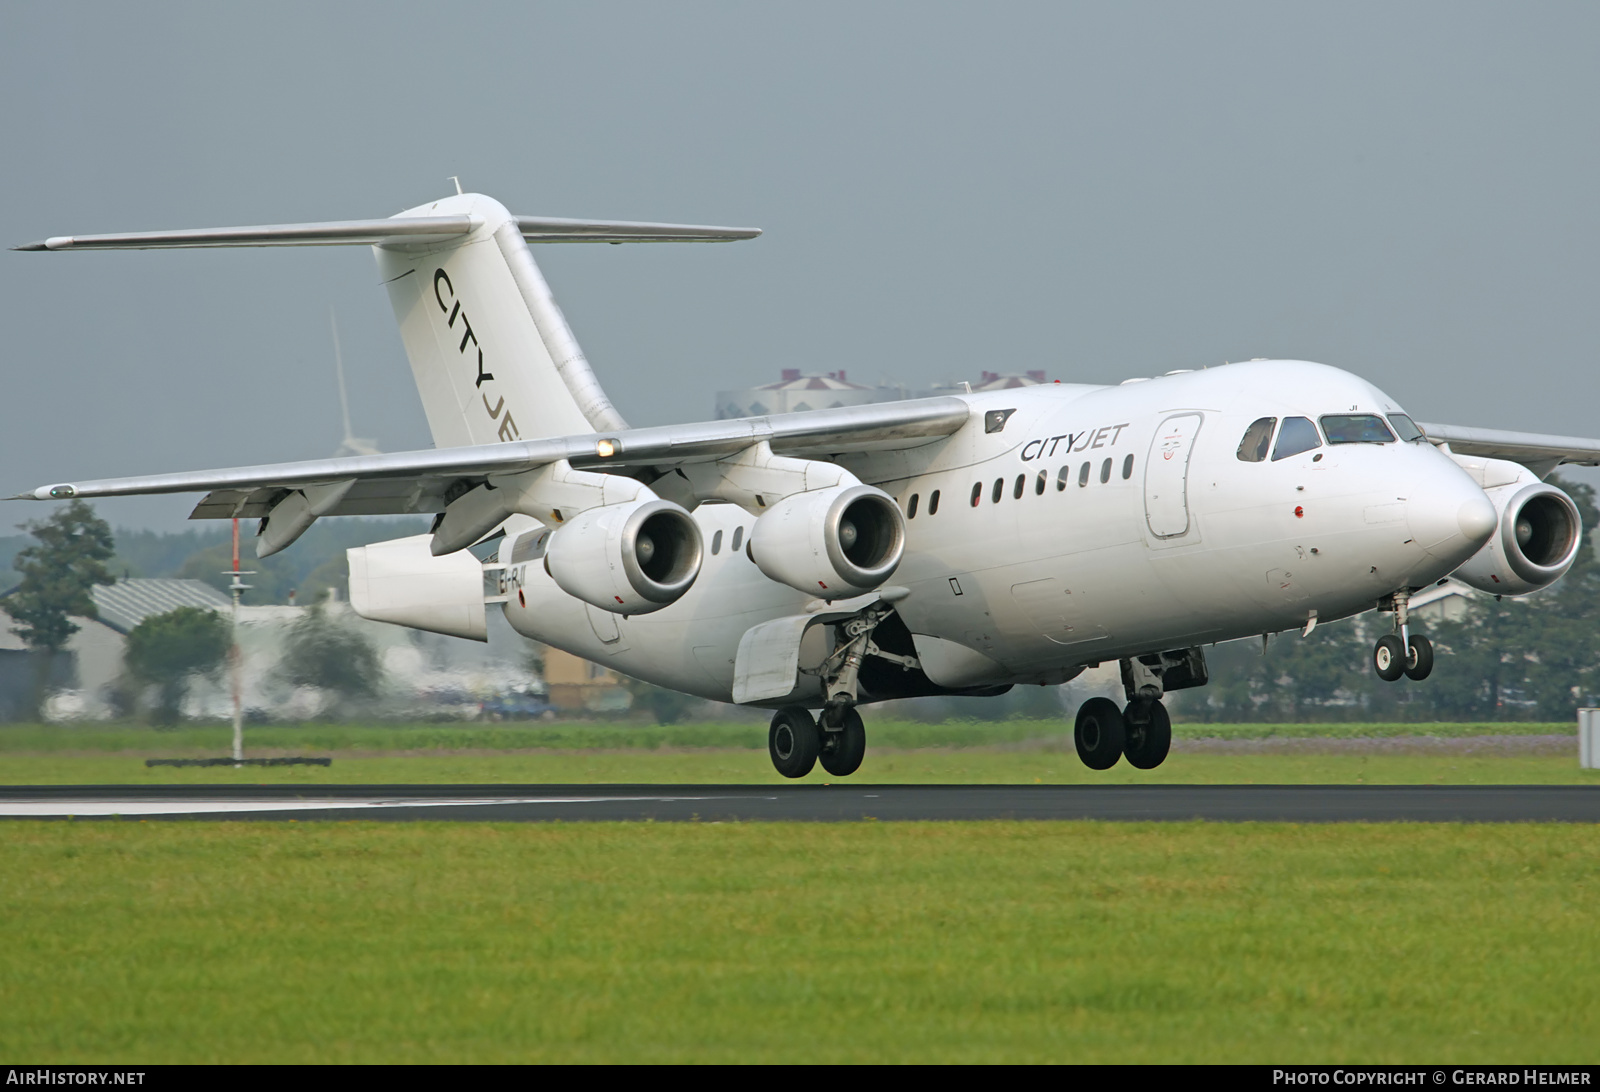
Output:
(769, 707), (820, 778)
(1074, 697), (1125, 770)
(1373, 634), (1405, 682)
(818, 707), (867, 777)
(1123, 699), (1172, 770)
(1404, 634), (1434, 681)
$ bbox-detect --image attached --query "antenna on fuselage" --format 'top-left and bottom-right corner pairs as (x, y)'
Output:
(330, 307), (381, 458)
(449, 175), (463, 196)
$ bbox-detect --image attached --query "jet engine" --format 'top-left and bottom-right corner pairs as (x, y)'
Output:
(749, 484), (906, 597)
(543, 498), (703, 614)
(1452, 480), (1583, 596)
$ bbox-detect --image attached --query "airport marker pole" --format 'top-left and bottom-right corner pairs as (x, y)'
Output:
(226, 517), (251, 766)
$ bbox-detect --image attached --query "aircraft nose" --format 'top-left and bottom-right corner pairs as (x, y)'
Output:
(1407, 471), (1496, 565)
(1457, 494), (1497, 543)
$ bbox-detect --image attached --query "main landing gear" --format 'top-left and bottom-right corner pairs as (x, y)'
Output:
(1072, 650), (1204, 771)
(768, 603), (899, 778)
(1372, 590), (1433, 683)
(768, 705), (866, 778)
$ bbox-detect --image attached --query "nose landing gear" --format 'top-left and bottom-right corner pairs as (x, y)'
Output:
(1373, 590), (1434, 683)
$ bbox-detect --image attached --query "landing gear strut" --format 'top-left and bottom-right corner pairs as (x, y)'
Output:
(768, 604), (903, 779)
(1373, 590), (1433, 682)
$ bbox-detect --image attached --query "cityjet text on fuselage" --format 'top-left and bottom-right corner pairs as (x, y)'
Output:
(1018, 422), (1131, 462)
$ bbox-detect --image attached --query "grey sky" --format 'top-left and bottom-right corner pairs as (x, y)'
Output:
(3, 2), (1597, 531)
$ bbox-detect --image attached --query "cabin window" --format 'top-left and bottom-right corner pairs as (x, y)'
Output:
(971, 483), (983, 507)
(1057, 466), (1070, 491)
(1387, 413), (1425, 442)
(1013, 474), (1025, 500)
(1035, 470), (1047, 495)
(1078, 462), (1091, 487)
(711, 529), (723, 555)
(1122, 454), (1134, 480)
(1271, 416), (1322, 461)
(1321, 414), (1396, 445)
(907, 494), (919, 519)
(1099, 458), (1112, 483)
(992, 478), (1004, 503)
(1237, 417), (1276, 462)
(929, 489), (941, 514)
(731, 526), (744, 552)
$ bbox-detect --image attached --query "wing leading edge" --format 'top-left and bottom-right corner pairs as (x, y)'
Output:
(1418, 422), (1600, 479)
(17, 398), (972, 520)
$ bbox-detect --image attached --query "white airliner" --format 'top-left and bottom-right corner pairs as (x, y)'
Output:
(15, 192), (1600, 777)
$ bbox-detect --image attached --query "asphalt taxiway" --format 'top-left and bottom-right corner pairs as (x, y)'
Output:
(1, 784), (1596, 822)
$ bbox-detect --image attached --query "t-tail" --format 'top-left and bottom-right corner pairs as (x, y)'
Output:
(16, 194), (760, 449)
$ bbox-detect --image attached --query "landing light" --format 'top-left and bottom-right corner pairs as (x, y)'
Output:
(596, 439), (618, 458)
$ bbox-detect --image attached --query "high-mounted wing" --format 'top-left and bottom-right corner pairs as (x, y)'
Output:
(19, 397), (971, 518)
(1418, 422), (1600, 479)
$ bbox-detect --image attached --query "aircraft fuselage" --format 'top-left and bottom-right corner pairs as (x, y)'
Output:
(500, 360), (1495, 704)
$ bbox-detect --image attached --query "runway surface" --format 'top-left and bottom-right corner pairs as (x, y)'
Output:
(1, 784), (1597, 822)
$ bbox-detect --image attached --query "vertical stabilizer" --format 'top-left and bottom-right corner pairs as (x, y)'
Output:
(375, 193), (627, 448)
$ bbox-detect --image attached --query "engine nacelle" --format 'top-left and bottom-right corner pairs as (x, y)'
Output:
(749, 484), (906, 597)
(544, 498), (703, 614)
(1452, 480), (1582, 596)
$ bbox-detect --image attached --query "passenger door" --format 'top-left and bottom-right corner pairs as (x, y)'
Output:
(1144, 413), (1203, 538)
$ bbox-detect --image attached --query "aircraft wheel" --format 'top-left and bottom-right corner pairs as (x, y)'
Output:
(818, 706), (867, 777)
(1074, 697), (1125, 770)
(1123, 699), (1172, 770)
(1373, 635), (1406, 682)
(1404, 634), (1434, 681)
(769, 707), (820, 778)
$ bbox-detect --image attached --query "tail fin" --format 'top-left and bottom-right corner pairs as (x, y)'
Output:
(18, 195), (759, 448)
(377, 193), (621, 447)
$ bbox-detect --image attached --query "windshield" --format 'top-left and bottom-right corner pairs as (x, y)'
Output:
(1320, 414), (1396, 444)
(1236, 417), (1276, 462)
(1387, 413), (1425, 442)
(1271, 416), (1322, 461)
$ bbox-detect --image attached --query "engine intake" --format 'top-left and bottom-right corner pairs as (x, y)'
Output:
(545, 499), (703, 614)
(1453, 481), (1582, 596)
(749, 484), (906, 597)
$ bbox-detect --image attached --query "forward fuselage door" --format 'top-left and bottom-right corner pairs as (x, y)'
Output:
(1144, 413), (1204, 538)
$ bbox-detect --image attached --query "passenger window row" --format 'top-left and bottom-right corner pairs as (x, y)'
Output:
(913, 455), (1139, 514)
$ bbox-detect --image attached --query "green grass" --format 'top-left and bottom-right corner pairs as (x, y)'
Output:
(1, 718), (1592, 785)
(1, 821), (1595, 1062)
(0, 718), (1576, 757)
(1, 750), (1595, 786)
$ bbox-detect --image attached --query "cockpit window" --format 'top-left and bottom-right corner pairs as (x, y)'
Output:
(1236, 417), (1276, 462)
(1320, 414), (1396, 445)
(1271, 416), (1322, 461)
(1386, 413), (1425, 442)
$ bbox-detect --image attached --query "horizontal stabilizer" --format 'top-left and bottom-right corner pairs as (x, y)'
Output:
(13, 217), (476, 251)
(15, 213), (759, 251)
